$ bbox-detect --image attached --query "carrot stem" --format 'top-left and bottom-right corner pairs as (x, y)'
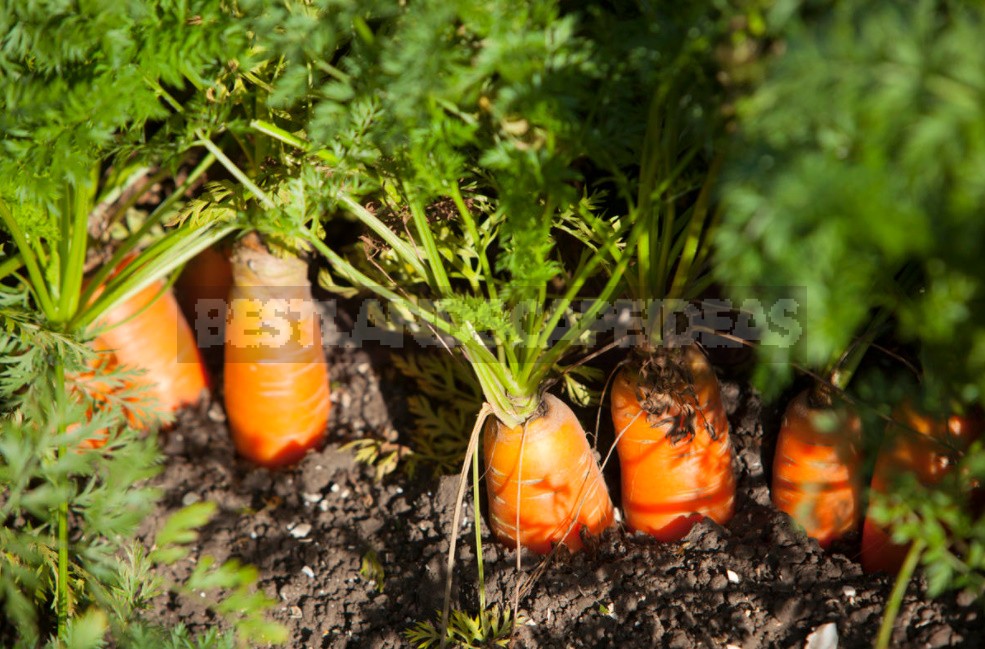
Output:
(78, 152), (218, 314)
(0, 199), (57, 322)
(471, 444), (486, 612)
(440, 404), (491, 649)
(875, 538), (924, 649)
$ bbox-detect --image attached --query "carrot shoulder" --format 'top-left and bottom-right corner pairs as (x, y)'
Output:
(224, 234), (330, 467)
(771, 389), (862, 548)
(483, 393), (614, 554)
(611, 344), (735, 541)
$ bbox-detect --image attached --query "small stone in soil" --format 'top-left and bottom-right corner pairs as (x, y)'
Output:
(804, 622), (838, 649)
(289, 606), (302, 619)
(181, 492), (201, 506)
(290, 523), (312, 538)
(726, 569), (740, 584)
(302, 565), (315, 579)
(207, 403), (226, 422)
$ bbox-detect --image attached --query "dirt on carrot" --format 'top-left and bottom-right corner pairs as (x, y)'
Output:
(611, 344), (735, 541)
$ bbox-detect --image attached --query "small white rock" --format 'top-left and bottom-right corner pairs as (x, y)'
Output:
(303, 492), (323, 503)
(290, 523), (312, 539)
(330, 483), (341, 494)
(804, 622), (838, 649)
(289, 605), (302, 619)
(182, 492), (201, 506)
(727, 645), (742, 649)
(207, 403), (226, 422)
(340, 489), (351, 499)
(726, 569), (741, 584)
(319, 500), (329, 511)
(301, 565), (315, 579)
(842, 586), (856, 599)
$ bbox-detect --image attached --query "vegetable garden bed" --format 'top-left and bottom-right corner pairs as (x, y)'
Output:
(5, 1), (985, 647)
(140, 333), (983, 648)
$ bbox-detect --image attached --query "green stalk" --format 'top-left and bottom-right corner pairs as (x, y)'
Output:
(874, 539), (924, 649)
(60, 173), (97, 324)
(532, 217), (644, 385)
(0, 200), (57, 320)
(668, 153), (724, 299)
(338, 193), (428, 279)
(249, 119), (338, 164)
(197, 135), (275, 210)
(54, 358), (69, 642)
(76, 223), (236, 331)
(0, 252), (24, 281)
(79, 152), (218, 311)
(449, 183), (498, 302)
(406, 187), (451, 291)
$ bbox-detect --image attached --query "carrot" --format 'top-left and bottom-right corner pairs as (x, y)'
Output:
(93, 277), (208, 418)
(483, 393), (614, 554)
(771, 388), (862, 548)
(223, 233), (330, 467)
(861, 402), (983, 573)
(611, 344), (735, 541)
(175, 244), (233, 345)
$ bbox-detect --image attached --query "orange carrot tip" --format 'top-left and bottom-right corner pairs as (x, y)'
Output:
(224, 233), (330, 468)
(483, 393), (614, 554)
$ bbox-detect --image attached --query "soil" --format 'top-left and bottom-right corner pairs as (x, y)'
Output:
(142, 324), (985, 648)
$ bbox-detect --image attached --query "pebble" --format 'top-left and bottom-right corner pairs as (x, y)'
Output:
(804, 622), (837, 649)
(726, 569), (741, 584)
(182, 492), (201, 506)
(207, 403), (226, 422)
(842, 585), (856, 599)
(330, 483), (340, 494)
(927, 626), (954, 648)
(302, 565), (315, 579)
(319, 500), (329, 512)
(290, 523), (312, 539)
(289, 605), (303, 619)
(956, 589), (977, 607)
(303, 492), (323, 503)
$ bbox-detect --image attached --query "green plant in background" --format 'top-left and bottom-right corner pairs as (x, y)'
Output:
(715, 0), (985, 631)
(0, 1), (285, 645)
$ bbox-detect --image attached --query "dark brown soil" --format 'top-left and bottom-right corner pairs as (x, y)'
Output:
(142, 335), (985, 648)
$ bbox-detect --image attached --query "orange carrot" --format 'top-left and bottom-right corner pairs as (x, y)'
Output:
(483, 393), (614, 554)
(611, 344), (735, 541)
(175, 244), (233, 344)
(93, 277), (208, 418)
(223, 234), (330, 467)
(771, 388), (862, 548)
(861, 403), (983, 573)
